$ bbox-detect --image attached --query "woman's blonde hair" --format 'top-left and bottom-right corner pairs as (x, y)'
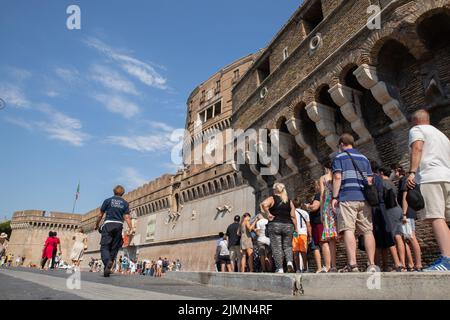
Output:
(273, 183), (289, 203)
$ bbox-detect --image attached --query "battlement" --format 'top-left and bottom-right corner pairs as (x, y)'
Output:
(11, 210), (81, 231)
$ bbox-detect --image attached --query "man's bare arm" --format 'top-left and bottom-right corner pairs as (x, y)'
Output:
(124, 214), (133, 232)
(409, 141), (424, 173)
(407, 141), (424, 188)
(95, 212), (105, 230)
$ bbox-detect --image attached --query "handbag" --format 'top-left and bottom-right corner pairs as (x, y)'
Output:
(344, 151), (379, 206)
(407, 186), (425, 211)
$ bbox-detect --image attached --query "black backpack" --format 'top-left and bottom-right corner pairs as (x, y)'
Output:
(383, 186), (397, 209)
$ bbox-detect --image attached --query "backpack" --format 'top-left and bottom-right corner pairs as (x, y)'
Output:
(383, 186), (398, 209)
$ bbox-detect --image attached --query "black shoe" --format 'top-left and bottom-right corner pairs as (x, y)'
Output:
(104, 262), (113, 277)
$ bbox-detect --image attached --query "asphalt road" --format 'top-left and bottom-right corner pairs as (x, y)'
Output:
(0, 267), (295, 300)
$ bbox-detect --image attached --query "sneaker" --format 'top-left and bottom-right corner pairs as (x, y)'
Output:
(287, 262), (295, 273)
(275, 268), (284, 274)
(366, 264), (379, 273)
(424, 256), (450, 272)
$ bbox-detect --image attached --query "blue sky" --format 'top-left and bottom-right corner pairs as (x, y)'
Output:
(0, 0), (300, 219)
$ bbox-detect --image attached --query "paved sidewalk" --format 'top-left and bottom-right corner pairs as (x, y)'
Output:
(0, 267), (294, 300)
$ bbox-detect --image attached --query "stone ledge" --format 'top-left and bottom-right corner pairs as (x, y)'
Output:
(165, 272), (450, 300)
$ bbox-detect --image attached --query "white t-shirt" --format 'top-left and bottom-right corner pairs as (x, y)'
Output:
(409, 125), (450, 184)
(218, 239), (230, 256)
(256, 219), (270, 246)
(295, 209), (310, 236)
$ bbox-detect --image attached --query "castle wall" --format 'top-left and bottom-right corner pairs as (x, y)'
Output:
(83, 185), (255, 271)
(8, 226), (78, 266)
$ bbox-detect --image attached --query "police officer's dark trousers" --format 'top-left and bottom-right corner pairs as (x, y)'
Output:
(100, 223), (123, 268)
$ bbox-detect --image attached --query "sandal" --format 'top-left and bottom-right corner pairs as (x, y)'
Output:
(413, 267), (424, 272)
(393, 266), (407, 272)
(338, 264), (359, 273)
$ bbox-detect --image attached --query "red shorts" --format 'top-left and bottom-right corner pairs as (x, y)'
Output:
(312, 223), (324, 245)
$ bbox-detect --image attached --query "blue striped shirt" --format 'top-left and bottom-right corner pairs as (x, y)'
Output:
(332, 149), (373, 202)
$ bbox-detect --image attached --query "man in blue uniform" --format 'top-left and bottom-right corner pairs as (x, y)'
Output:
(95, 185), (134, 277)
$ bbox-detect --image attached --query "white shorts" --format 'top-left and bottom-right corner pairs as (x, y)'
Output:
(420, 182), (450, 221)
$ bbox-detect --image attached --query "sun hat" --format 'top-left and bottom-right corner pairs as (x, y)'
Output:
(0, 233), (7, 239)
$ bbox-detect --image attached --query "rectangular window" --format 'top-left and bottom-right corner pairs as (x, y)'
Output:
(257, 56), (271, 85)
(199, 111), (206, 123)
(283, 47), (289, 60)
(302, 0), (324, 34)
(201, 90), (206, 102)
(216, 80), (221, 91)
(214, 101), (222, 116)
(206, 107), (213, 120)
(232, 69), (240, 83)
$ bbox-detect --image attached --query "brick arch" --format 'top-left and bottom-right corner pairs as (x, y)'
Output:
(286, 92), (307, 119)
(416, 7), (450, 49)
(360, 1), (435, 67)
(214, 179), (221, 193)
(227, 175), (235, 188)
(208, 181), (215, 194)
(327, 51), (364, 86)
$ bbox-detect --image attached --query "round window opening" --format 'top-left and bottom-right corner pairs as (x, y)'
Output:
(309, 34), (322, 51)
(260, 87), (268, 99)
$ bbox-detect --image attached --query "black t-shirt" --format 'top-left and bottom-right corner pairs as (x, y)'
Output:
(309, 193), (322, 225)
(226, 222), (241, 247)
(269, 195), (294, 224)
(100, 196), (130, 222)
(398, 177), (417, 219)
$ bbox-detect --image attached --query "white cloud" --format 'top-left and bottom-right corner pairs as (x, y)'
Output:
(7, 67), (32, 81)
(0, 84), (30, 108)
(93, 93), (140, 119)
(84, 37), (167, 90)
(90, 64), (139, 96)
(38, 106), (90, 147)
(5, 106), (90, 147)
(148, 121), (174, 132)
(55, 67), (80, 84)
(4, 116), (34, 131)
(45, 90), (59, 97)
(107, 130), (176, 153)
(120, 167), (148, 189)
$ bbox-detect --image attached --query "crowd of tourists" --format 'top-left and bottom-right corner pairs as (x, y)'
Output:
(89, 256), (182, 276)
(216, 110), (450, 273)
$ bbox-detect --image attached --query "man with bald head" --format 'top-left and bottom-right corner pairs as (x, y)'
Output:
(407, 109), (450, 272)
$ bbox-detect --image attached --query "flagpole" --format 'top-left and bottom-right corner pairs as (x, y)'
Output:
(72, 181), (80, 214)
(72, 197), (77, 214)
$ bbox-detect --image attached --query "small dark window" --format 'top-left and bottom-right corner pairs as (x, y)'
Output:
(302, 0), (324, 34)
(206, 107), (213, 120)
(257, 56), (271, 85)
(233, 69), (240, 83)
(214, 101), (222, 116)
